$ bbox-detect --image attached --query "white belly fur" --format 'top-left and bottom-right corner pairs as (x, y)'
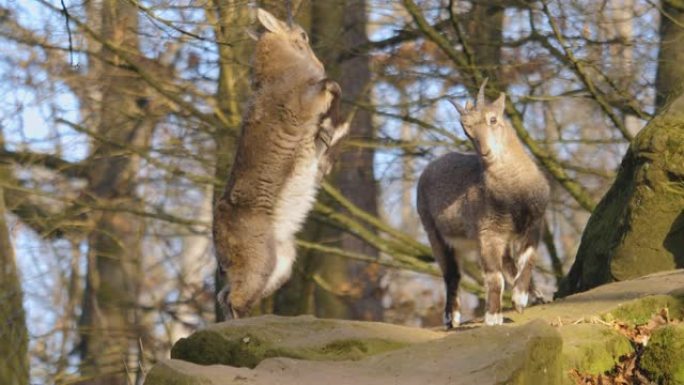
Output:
(264, 150), (321, 294)
(273, 154), (320, 242)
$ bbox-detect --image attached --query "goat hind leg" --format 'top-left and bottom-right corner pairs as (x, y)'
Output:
(442, 250), (462, 329)
(222, 230), (277, 319)
(425, 227), (461, 329)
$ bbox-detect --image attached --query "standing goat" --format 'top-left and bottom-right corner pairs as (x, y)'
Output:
(213, 9), (348, 319)
(417, 80), (549, 327)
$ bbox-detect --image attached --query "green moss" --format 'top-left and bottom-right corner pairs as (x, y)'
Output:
(510, 321), (563, 385)
(171, 329), (411, 369)
(558, 108), (684, 297)
(171, 331), (301, 368)
(641, 324), (684, 385)
(601, 295), (684, 326)
(320, 339), (409, 360)
(559, 324), (633, 376)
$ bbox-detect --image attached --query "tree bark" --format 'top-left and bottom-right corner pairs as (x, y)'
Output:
(308, 0), (383, 321)
(655, 0), (684, 111)
(209, 0), (253, 322)
(464, 1), (504, 86)
(78, 2), (155, 383)
(0, 135), (29, 385)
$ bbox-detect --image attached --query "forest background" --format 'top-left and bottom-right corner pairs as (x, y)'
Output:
(0, 0), (682, 384)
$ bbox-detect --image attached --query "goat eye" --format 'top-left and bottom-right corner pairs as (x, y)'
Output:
(489, 116), (497, 125)
(300, 31), (308, 42)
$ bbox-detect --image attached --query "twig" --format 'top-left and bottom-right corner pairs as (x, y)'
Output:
(60, 0), (75, 66)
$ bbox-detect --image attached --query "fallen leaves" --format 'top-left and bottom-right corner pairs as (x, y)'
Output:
(569, 308), (680, 385)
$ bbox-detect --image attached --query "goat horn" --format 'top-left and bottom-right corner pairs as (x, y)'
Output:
(477, 78), (488, 107)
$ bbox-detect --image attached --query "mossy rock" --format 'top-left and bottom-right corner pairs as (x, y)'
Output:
(148, 319), (563, 385)
(511, 270), (684, 325)
(145, 273), (684, 385)
(558, 94), (684, 297)
(641, 324), (684, 385)
(170, 314), (440, 368)
(601, 294), (684, 326)
(361, 319), (563, 385)
(558, 324), (633, 379)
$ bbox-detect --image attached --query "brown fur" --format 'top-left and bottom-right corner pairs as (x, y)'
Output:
(213, 9), (348, 319)
(417, 81), (549, 327)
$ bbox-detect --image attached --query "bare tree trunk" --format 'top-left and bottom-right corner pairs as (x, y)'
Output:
(655, 0), (684, 110)
(78, 2), (155, 383)
(208, 0), (253, 322)
(464, 1), (504, 85)
(0, 134), (28, 385)
(311, 0), (383, 321)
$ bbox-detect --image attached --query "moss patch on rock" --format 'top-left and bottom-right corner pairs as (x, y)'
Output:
(511, 322), (564, 385)
(641, 324), (684, 385)
(171, 331), (301, 368)
(170, 315), (439, 368)
(318, 338), (408, 359)
(558, 324), (633, 377)
(601, 294), (684, 326)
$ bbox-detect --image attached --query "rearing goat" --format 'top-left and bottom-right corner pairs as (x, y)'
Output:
(213, 9), (348, 319)
(417, 80), (549, 327)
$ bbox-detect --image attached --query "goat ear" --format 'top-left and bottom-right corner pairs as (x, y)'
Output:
(257, 8), (285, 33)
(465, 100), (474, 111)
(448, 99), (466, 115)
(492, 92), (506, 115)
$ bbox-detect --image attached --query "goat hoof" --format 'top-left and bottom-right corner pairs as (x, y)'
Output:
(484, 312), (503, 326)
(443, 310), (461, 330)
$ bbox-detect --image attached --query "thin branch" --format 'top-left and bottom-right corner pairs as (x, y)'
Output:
(60, 0), (75, 66)
(318, 182), (484, 285)
(540, 0), (634, 141)
(128, 0), (232, 46)
(35, 0), (226, 130)
(321, 182), (431, 258)
(57, 118), (218, 187)
(0, 148), (87, 178)
(403, 0), (598, 212)
(295, 240), (483, 294)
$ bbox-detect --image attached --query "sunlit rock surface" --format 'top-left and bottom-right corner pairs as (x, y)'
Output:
(145, 270), (684, 385)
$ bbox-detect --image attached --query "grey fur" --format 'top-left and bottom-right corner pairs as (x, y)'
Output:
(213, 9), (348, 319)
(417, 81), (549, 327)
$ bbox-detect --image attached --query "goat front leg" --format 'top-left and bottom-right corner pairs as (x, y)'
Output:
(315, 120), (349, 179)
(315, 118), (349, 158)
(479, 234), (507, 326)
(512, 245), (537, 312)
